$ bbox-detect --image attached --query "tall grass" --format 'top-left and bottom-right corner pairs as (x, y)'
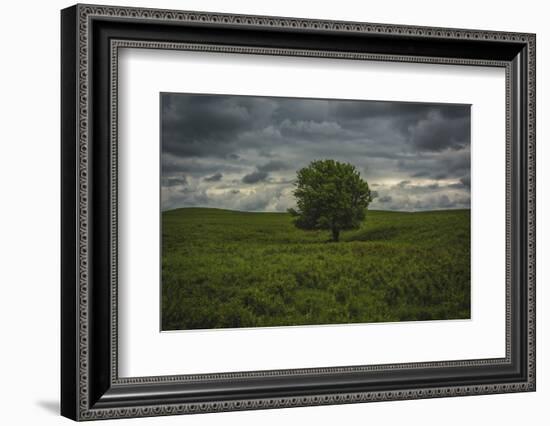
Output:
(161, 208), (470, 330)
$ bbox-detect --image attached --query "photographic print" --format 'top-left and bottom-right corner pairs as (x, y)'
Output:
(160, 93), (471, 331)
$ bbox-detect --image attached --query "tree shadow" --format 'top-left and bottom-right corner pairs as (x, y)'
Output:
(347, 226), (400, 242)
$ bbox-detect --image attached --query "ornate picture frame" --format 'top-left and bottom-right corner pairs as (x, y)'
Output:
(61, 4), (535, 421)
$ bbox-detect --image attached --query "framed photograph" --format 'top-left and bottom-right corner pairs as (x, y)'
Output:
(61, 4), (536, 421)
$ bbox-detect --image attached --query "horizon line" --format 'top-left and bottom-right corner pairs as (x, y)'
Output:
(162, 206), (471, 214)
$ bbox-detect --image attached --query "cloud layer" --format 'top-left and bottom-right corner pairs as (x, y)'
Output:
(161, 93), (471, 212)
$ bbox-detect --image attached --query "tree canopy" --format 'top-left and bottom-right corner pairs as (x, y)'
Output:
(288, 159), (373, 242)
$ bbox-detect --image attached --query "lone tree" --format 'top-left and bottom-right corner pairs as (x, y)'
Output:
(288, 159), (373, 242)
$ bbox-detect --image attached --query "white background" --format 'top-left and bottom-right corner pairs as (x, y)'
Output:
(119, 50), (506, 376)
(0, 0), (547, 425)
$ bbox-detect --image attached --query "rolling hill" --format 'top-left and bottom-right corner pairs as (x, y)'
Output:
(161, 207), (471, 330)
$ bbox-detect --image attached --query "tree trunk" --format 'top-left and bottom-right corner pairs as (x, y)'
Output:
(331, 228), (340, 242)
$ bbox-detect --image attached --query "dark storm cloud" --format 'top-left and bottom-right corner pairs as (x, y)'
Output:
(161, 175), (187, 187)
(409, 112), (470, 151)
(162, 154), (245, 176)
(257, 160), (289, 172)
(161, 94), (277, 158)
(203, 172), (223, 182)
(239, 160), (292, 186)
(242, 170), (269, 184)
(161, 93), (471, 211)
(397, 148), (470, 181)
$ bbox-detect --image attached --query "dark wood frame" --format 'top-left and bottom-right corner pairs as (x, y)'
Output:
(61, 4), (536, 421)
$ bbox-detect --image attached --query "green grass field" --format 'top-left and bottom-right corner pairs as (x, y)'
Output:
(161, 208), (470, 330)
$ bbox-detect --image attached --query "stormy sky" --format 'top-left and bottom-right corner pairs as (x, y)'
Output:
(161, 93), (471, 212)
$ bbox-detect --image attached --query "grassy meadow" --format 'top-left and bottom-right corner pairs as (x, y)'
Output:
(161, 208), (470, 330)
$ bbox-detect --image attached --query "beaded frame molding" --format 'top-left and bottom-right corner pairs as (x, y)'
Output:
(61, 4), (536, 421)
